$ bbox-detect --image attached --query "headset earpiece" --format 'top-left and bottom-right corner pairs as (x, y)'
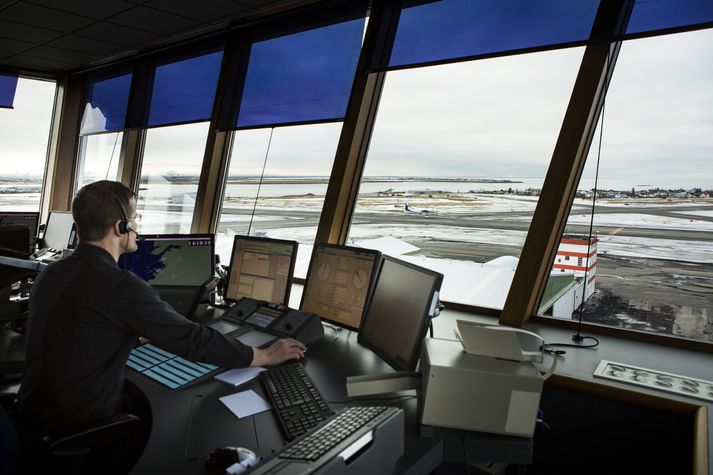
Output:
(114, 195), (130, 235)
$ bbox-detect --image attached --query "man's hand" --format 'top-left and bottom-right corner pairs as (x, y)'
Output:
(250, 338), (306, 367)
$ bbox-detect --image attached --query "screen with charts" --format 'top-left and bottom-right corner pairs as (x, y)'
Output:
(42, 211), (76, 250)
(224, 235), (298, 305)
(118, 234), (215, 286)
(300, 243), (381, 331)
(358, 256), (443, 371)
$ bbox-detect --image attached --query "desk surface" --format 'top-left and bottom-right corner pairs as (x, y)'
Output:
(129, 323), (442, 475)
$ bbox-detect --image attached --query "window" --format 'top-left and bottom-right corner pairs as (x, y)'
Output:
(136, 122), (210, 234)
(75, 133), (123, 189)
(215, 123), (342, 275)
(347, 48), (583, 309)
(540, 29), (713, 343)
(0, 77), (56, 211)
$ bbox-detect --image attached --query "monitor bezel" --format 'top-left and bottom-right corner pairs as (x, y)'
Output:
(120, 233), (215, 286)
(300, 241), (382, 332)
(224, 235), (298, 306)
(357, 255), (443, 372)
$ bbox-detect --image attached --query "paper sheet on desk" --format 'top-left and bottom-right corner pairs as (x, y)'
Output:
(220, 390), (272, 419)
(214, 366), (266, 387)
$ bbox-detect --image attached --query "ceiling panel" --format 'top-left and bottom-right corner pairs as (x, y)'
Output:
(1, 3), (95, 33)
(28, 45), (97, 64)
(0, 36), (35, 54)
(49, 35), (127, 57)
(147, 0), (252, 24)
(0, 0), (321, 74)
(23, 0), (137, 20)
(76, 22), (162, 47)
(108, 6), (202, 36)
(0, 19), (65, 44)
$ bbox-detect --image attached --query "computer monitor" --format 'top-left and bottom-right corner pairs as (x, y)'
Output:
(357, 256), (443, 371)
(0, 211), (40, 254)
(118, 234), (215, 318)
(300, 243), (381, 331)
(119, 234), (215, 286)
(43, 211), (77, 250)
(0, 225), (31, 259)
(224, 235), (298, 305)
(0, 211), (39, 244)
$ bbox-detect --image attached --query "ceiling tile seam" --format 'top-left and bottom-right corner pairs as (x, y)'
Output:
(0, 0), (21, 14)
(24, 0), (121, 21)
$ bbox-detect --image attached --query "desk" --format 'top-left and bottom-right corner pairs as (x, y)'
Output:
(129, 325), (443, 475)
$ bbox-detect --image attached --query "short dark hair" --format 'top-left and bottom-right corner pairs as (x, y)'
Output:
(72, 180), (136, 242)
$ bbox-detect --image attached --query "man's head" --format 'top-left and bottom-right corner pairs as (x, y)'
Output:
(72, 180), (138, 249)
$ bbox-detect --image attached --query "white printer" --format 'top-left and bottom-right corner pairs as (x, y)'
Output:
(419, 321), (547, 438)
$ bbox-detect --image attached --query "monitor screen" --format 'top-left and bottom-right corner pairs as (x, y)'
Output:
(0, 212), (39, 240)
(119, 234), (215, 286)
(358, 256), (443, 371)
(224, 235), (298, 305)
(0, 211), (40, 254)
(300, 243), (381, 331)
(43, 211), (76, 250)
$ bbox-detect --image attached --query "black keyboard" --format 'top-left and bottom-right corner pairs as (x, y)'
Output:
(246, 406), (404, 475)
(281, 406), (390, 461)
(261, 363), (333, 440)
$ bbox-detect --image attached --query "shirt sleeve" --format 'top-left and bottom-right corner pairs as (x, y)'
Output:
(106, 272), (254, 368)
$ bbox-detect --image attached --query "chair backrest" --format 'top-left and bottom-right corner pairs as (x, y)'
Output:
(0, 396), (19, 475)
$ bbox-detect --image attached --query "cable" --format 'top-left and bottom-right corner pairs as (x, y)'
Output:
(573, 48), (610, 344)
(461, 431), (472, 475)
(247, 127), (274, 237)
(105, 132), (120, 180)
(542, 336), (599, 356)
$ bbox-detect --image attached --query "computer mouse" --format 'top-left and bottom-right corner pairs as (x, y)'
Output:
(205, 446), (259, 471)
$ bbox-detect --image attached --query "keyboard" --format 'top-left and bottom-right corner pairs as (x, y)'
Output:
(127, 343), (219, 389)
(247, 406), (404, 475)
(261, 363), (333, 440)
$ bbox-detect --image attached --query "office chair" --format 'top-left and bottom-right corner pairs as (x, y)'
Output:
(0, 392), (143, 475)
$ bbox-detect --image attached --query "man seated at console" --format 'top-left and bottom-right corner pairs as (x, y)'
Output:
(14, 180), (306, 473)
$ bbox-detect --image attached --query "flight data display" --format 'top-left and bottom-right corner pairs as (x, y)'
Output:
(300, 243), (381, 331)
(225, 236), (298, 305)
(120, 234), (214, 287)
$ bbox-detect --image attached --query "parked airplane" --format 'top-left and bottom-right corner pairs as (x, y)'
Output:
(404, 202), (438, 216)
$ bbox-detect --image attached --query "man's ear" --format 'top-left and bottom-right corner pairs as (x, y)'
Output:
(112, 219), (124, 237)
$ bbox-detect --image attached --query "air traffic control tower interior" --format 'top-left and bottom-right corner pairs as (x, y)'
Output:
(1, 1), (712, 474)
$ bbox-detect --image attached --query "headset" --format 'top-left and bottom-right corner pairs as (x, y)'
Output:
(113, 195), (133, 235)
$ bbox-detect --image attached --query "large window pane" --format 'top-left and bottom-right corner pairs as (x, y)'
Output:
(0, 77), (56, 211)
(80, 72), (132, 135)
(136, 122), (210, 234)
(148, 50), (223, 127)
(389, 0), (598, 68)
(541, 29), (713, 343)
(237, 18), (364, 128)
(626, 0), (713, 35)
(0, 73), (19, 108)
(75, 132), (124, 190)
(348, 48), (584, 309)
(216, 123), (342, 276)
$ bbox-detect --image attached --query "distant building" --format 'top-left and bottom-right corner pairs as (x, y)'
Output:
(539, 235), (598, 319)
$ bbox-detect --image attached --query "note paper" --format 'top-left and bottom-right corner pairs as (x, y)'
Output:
(219, 390), (272, 419)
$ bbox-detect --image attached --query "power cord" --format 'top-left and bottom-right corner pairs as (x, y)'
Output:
(541, 336), (599, 356)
